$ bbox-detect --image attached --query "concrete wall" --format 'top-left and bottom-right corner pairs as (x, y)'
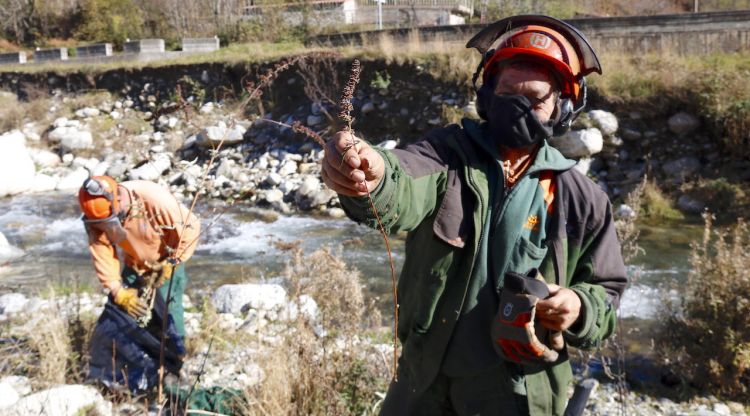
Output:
(182, 37), (220, 53)
(0, 52), (26, 65)
(124, 39), (166, 54)
(75, 43), (113, 58)
(309, 10), (750, 55)
(33, 48), (68, 62)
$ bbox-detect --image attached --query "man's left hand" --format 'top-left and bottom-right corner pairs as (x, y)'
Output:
(536, 285), (581, 331)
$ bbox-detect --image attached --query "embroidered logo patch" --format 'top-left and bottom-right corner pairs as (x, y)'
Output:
(524, 215), (540, 231)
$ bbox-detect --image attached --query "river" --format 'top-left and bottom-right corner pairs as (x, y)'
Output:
(0, 192), (702, 322)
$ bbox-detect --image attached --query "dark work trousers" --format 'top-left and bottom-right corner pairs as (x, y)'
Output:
(379, 364), (530, 416)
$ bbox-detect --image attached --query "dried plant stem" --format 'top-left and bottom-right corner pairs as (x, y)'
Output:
(366, 192), (399, 382)
(338, 59), (399, 382)
(256, 118), (326, 147)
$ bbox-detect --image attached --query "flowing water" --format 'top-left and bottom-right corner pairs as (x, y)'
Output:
(0, 192), (702, 323)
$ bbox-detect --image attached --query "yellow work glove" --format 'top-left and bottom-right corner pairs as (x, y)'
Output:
(114, 287), (149, 318)
(153, 259), (176, 288)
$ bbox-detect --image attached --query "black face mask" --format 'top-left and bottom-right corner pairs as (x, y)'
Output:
(486, 94), (554, 149)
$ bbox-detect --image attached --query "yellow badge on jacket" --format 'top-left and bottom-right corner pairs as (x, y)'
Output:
(524, 215), (540, 232)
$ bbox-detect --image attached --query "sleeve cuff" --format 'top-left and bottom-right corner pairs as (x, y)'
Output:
(564, 286), (599, 347)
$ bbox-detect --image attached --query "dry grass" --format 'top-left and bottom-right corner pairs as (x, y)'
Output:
(658, 214), (750, 400)
(240, 247), (389, 415)
(0, 290), (98, 389)
(0, 91), (53, 134)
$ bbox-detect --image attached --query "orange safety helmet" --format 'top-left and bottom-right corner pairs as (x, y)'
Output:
(482, 25), (582, 100)
(467, 15), (602, 132)
(78, 176), (119, 220)
(467, 15), (602, 100)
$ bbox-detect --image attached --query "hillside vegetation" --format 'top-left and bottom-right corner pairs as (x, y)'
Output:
(0, 0), (749, 51)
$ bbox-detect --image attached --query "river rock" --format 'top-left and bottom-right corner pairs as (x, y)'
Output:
(361, 102), (375, 114)
(4, 384), (111, 416)
(306, 114), (325, 126)
(616, 204), (636, 219)
(668, 112), (700, 136)
(662, 157), (701, 180)
(74, 107), (100, 118)
(588, 110), (619, 136)
(30, 174), (59, 193)
(29, 149), (61, 169)
(196, 124), (245, 147)
(377, 139), (398, 149)
(296, 176), (320, 199)
(0, 131), (35, 197)
(0, 381), (19, 409)
(549, 128), (603, 158)
(128, 155), (171, 181)
(265, 172), (283, 186)
(49, 127), (93, 151)
(212, 284), (287, 315)
(277, 159), (298, 176)
(326, 207), (346, 218)
(0, 293), (28, 314)
(573, 157), (591, 175)
(620, 127), (642, 141)
(0, 231), (23, 263)
(56, 168), (89, 191)
(264, 189), (284, 203)
(0, 376), (29, 396)
(677, 194), (705, 214)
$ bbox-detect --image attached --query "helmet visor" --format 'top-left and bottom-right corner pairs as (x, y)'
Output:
(83, 177), (114, 200)
(83, 214), (126, 245)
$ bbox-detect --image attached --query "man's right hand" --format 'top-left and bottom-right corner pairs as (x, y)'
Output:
(113, 287), (148, 318)
(321, 131), (385, 197)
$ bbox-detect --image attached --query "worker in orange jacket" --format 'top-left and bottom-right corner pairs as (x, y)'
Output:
(78, 176), (200, 337)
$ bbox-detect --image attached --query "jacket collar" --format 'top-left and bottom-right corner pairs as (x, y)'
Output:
(460, 118), (576, 174)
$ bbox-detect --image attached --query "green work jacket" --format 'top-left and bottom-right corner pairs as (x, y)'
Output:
(340, 119), (627, 415)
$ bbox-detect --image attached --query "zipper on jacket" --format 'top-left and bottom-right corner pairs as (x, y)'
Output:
(455, 163), (487, 319)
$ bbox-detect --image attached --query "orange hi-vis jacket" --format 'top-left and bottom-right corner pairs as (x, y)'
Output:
(86, 180), (200, 293)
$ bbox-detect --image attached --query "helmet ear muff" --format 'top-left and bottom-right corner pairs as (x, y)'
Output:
(553, 97), (574, 136)
(552, 77), (588, 136)
(473, 49), (496, 120)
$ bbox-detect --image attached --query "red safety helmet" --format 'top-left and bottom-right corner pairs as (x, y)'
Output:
(78, 175), (119, 220)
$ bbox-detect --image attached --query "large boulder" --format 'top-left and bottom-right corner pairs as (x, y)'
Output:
(4, 384), (111, 416)
(28, 149), (61, 169)
(549, 128), (603, 158)
(588, 110), (619, 136)
(29, 174), (59, 193)
(49, 127), (93, 151)
(211, 284), (287, 315)
(0, 131), (35, 197)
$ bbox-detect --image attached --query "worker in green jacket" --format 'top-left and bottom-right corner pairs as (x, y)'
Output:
(321, 15), (627, 416)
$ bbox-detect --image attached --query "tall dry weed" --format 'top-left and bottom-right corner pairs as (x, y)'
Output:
(658, 214), (750, 400)
(243, 247), (389, 415)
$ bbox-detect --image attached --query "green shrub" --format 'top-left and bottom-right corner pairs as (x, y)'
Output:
(640, 181), (684, 221)
(659, 214), (750, 400)
(74, 0), (144, 48)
